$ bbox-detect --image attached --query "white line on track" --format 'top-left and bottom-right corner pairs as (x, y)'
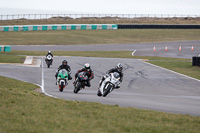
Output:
(143, 61), (200, 82)
(41, 56), (58, 98)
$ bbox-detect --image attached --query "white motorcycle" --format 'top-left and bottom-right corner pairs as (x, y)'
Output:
(45, 55), (53, 68)
(97, 72), (121, 97)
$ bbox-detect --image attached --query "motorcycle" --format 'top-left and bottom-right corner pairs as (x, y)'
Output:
(45, 55), (53, 68)
(73, 72), (88, 94)
(57, 69), (68, 92)
(97, 72), (121, 97)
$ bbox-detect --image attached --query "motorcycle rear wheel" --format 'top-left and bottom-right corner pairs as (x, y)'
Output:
(97, 89), (102, 96)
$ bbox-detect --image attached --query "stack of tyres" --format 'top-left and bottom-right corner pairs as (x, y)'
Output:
(4, 46), (11, 52)
(198, 57), (200, 66)
(192, 57), (200, 66)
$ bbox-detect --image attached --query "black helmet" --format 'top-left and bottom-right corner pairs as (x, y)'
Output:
(62, 60), (68, 66)
(117, 63), (123, 72)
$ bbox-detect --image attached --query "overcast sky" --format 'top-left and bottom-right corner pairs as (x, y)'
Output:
(0, 0), (200, 15)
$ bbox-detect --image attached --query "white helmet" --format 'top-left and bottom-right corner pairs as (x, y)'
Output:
(48, 51), (51, 53)
(84, 63), (90, 70)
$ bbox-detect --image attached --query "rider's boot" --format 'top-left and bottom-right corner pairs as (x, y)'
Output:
(115, 84), (120, 89)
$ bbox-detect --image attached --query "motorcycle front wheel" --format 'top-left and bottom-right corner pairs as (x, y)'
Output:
(103, 84), (112, 97)
(59, 82), (64, 92)
(74, 82), (81, 93)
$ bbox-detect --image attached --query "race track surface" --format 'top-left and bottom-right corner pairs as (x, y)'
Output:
(12, 40), (200, 59)
(1, 56), (200, 116)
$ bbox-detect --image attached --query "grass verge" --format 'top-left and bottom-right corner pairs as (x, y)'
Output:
(0, 54), (25, 63)
(0, 76), (200, 133)
(0, 29), (200, 45)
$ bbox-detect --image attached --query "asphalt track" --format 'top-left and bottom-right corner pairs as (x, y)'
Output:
(11, 40), (200, 59)
(1, 56), (200, 116)
(1, 40), (200, 116)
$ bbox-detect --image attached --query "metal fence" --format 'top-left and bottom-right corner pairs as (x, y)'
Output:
(1, 14), (200, 20)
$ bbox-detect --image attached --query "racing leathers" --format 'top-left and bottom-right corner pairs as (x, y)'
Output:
(55, 64), (72, 83)
(45, 53), (53, 64)
(100, 67), (123, 88)
(74, 68), (94, 87)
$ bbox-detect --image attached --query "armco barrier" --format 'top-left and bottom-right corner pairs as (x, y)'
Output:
(118, 24), (200, 29)
(0, 24), (118, 32)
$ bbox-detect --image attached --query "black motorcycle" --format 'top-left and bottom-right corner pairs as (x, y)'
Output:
(73, 72), (88, 93)
(45, 55), (53, 68)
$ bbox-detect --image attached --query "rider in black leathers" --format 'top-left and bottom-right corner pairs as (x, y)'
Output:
(45, 51), (53, 64)
(74, 63), (94, 87)
(100, 63), (123, 88)
(46, 51), (53, 58)
(55, 60), (72, 85)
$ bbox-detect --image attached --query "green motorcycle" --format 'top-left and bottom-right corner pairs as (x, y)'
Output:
(57, 69), (68, 92)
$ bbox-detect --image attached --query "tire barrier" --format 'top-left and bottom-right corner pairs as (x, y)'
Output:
(1, 24), (200, 31)
(118, 24), (200, 29)
(0, 24), (118, 32)
(0, 46), (11, 52)
(192, 57), (200, 66)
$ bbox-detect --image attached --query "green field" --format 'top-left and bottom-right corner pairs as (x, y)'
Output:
(0, 76), (200, 133)
(0, 29), (200, 45)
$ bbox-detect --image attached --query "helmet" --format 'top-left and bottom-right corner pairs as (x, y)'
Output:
(48, 51), (51, 53)
(84, 63), (90, 70)
(117, 63), (123, 72)
(62, 60), (68, 66)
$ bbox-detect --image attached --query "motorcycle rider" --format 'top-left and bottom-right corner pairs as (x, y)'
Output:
(100, 63), (123, 89)
(45, 51), (53, 65)
(55, 60), (72, 85)
(73, 63), (94, 87)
